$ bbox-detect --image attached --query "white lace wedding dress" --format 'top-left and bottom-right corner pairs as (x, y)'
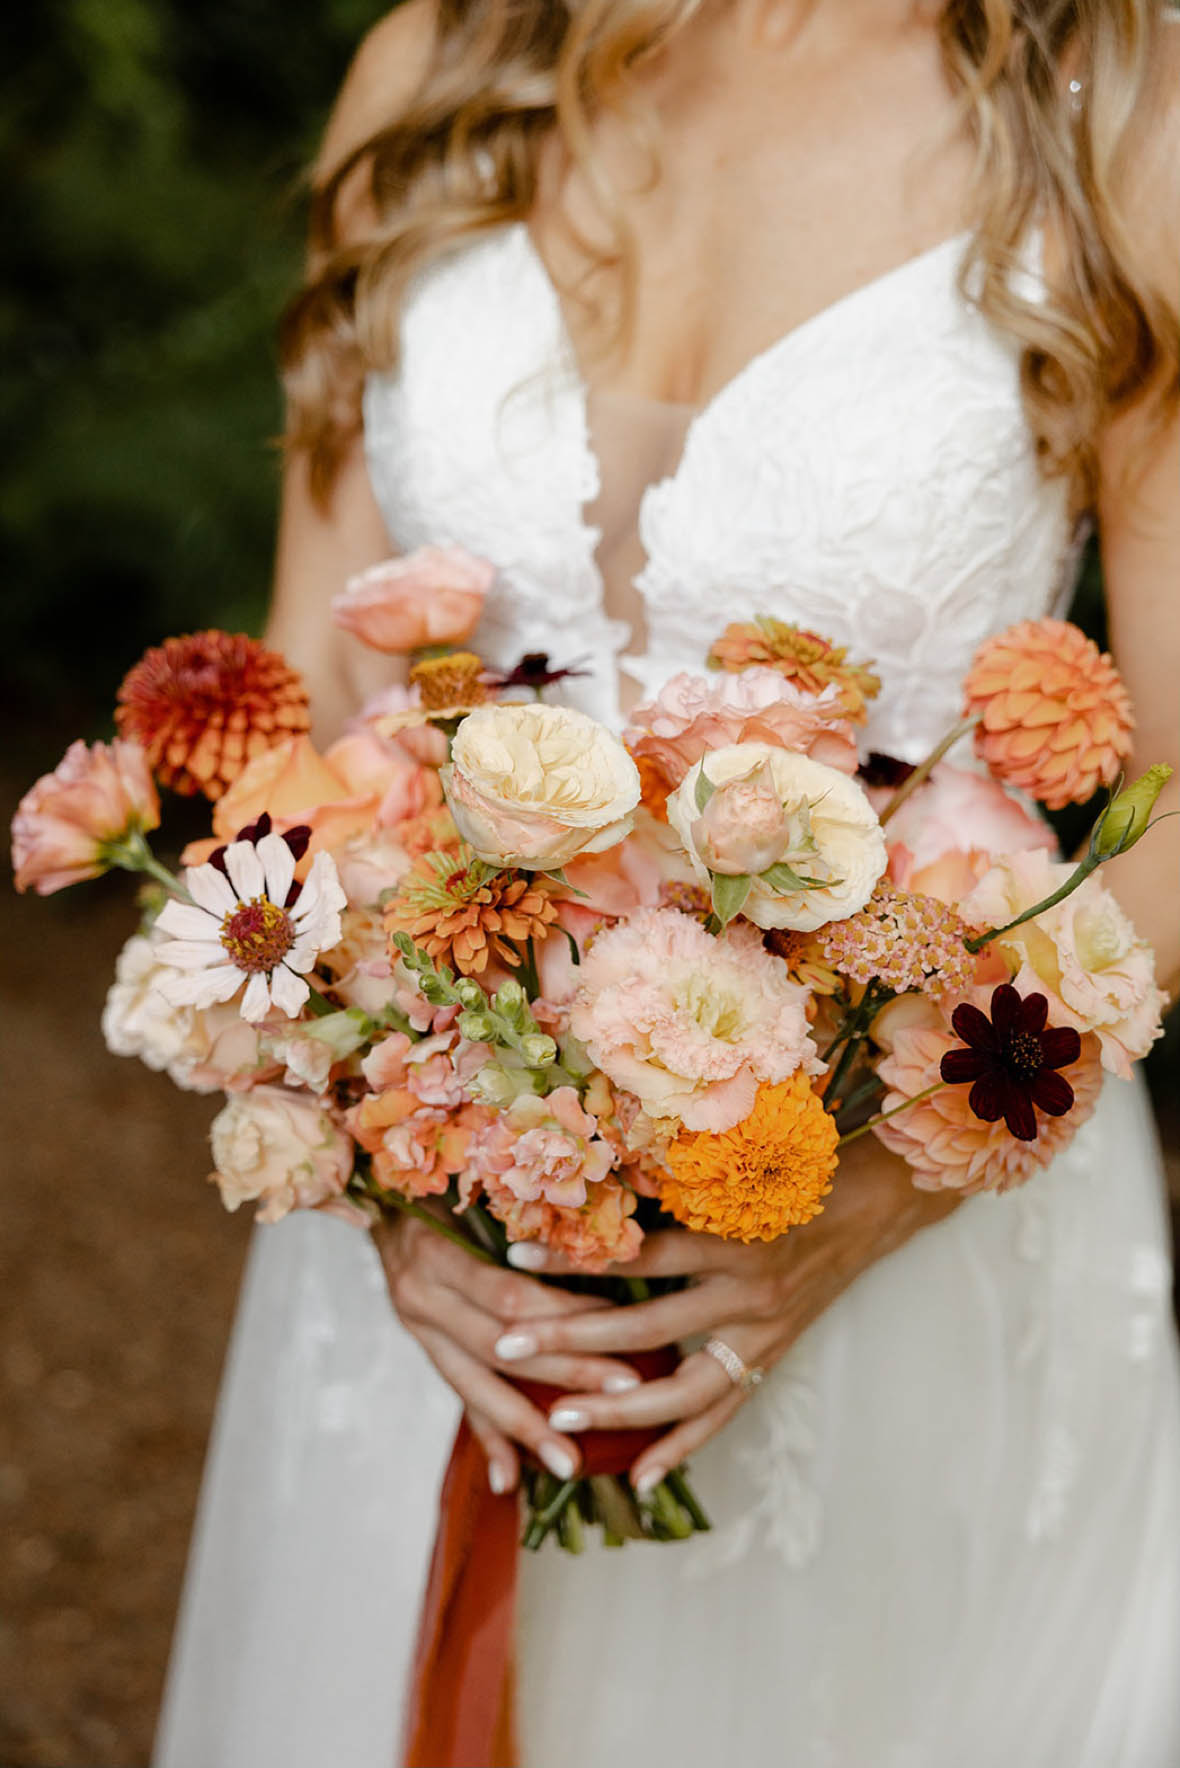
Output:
(155, 223), (1180, 1768)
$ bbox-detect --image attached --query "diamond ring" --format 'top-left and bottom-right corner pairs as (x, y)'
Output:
(703, 1336), (766, 1394)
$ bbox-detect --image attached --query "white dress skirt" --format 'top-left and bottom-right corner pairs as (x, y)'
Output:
(155, 222), (1180, 1768)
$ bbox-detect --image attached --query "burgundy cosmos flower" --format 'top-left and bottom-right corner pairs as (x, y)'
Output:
(939, 983), (1082, 1143)
(485, 652), (592, 693)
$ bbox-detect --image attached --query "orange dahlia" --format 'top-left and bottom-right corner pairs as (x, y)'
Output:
(384, 848), (561, 976)
(708, 617), (880, 723)
(963, 619), (1134, 810)
(115, 632), (310, 801)
(658, 1073), (838, 1242)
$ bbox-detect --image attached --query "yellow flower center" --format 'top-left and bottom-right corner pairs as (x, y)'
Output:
(220, 896), (295, 973)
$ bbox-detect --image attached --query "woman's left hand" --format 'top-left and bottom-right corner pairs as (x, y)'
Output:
(494, 1136), (960, 1494)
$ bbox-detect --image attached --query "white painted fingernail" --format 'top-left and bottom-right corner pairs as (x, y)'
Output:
(603, 1372), (641, 1395)
(539, 1442), (578, 1481)
(507, 1243), (549, 1271)
(634, 1466), (664, 1499)
(548, 1407), (589, 1432)
(495, 1331), (538, 1361)
(488, 1462), (512, 1496)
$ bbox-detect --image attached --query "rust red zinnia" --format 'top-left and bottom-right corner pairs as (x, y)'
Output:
(115, 632), (311, 801)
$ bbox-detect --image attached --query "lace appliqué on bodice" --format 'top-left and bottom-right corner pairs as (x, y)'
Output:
(364, 222), (1078, 757)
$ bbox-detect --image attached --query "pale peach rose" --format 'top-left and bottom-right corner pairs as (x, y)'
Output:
(625, 669), (858, 816)
(961, 850), (1166, 1078)
(332, 829), (413, 907)
(209, 1088), (354, 1222)
(444, 703), (641, 870)
(569, 909), (820, 1133)
(318, 906), (399, 1016)
(13, 739), (160, 895)
(331, 545), (494, 653)
(462, 1088), (616, 1210)
(691, 762), (796, 876)
(667, 744), (887, 932)
(183, 731), (441, 868)
(878, 763), (1054, 901)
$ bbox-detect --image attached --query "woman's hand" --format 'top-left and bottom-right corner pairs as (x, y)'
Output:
(372, 1213), (645, 1496)
(495, 1138), (960, 1494)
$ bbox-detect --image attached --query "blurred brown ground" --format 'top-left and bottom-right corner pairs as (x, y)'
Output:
(0, 761), (1177, 1768)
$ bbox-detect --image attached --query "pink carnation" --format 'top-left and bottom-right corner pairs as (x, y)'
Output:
(872, 1010), (1104, 1195)
(463, 1088), (615, 1210)
(12, 738), (160, 895)
(568, 908), (821, 1134)
(962, 850), (1166, 1078)
(625, 669), (858, 815)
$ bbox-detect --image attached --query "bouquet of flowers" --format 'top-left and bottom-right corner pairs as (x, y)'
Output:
(12, 548), (1171, 1561)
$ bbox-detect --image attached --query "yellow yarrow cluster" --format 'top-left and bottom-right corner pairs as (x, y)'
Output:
(658, 1074), (838, 1243)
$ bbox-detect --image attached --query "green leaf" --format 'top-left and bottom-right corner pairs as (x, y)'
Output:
(760, 861), (833, 894)
(710, 872), (752, 926)
(694, 768), (717, 814)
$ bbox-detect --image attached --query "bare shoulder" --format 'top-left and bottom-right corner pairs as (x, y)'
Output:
(317, 1), (438, 182)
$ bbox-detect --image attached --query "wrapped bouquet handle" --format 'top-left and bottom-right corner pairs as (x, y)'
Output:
(403, 1347), (683, 1768)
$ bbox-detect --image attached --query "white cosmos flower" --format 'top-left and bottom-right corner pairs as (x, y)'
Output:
(153, 832), (347, 1022)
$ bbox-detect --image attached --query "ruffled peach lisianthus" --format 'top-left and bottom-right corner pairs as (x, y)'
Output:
(658, 1073), (838, 1241)
(963, 620), (1134, 810)
(569, 908), (820, 1134)
(624, 669), (858, 818)
(961, 850), (1166, 1078)
(12, 739), (160, 895)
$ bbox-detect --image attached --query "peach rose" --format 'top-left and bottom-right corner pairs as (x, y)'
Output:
(331, 545), (494, 654)
(667, 744), (887, 932)
(12, 739), (160, 895)
(444, 703), (641, 869)
(878, 763), (1055, 902)
(624, 669), (858, 816)
(961, 850), (1166, 1078)
(209, 1088), (354, 1222)
(183, 731), (442, 868)
(690, 762), (797, 876)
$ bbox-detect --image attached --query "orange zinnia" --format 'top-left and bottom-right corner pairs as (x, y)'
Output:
(963, 619), (1133, 811)
(659, 1073), (838, 1242)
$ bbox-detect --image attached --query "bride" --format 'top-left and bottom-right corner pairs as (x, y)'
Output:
(155, 2), (1180, 1764)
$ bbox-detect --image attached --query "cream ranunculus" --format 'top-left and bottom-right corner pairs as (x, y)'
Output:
(666, 743), (887, 931)
(443, 703), (641, 870)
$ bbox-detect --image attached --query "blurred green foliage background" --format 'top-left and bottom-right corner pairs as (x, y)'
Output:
(1, 0), (387, 750)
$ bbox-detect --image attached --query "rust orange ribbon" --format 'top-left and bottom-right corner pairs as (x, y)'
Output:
(402, 1346), (681, 1768)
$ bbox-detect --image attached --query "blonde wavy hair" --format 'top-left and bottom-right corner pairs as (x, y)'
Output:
(283, 0), (1178, 507)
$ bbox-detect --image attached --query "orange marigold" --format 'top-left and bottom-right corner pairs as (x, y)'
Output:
(963, 619), (1134, 810)
(708, 617), (880, 723)
(658, 1073), (838, 1242)
(384, 848), (560, 976)
(115, 631), (310, 800)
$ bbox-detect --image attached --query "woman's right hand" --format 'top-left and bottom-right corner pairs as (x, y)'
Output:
(373, 1214), (644, 1495)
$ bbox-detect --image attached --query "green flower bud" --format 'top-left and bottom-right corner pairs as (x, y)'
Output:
(519, 1032), (557, 1069)
(1091, 764), (1173, 860)
(494, 978), (527, 1026)
(458, 1010), (498, 1045)
(455, 978), (487, 1011)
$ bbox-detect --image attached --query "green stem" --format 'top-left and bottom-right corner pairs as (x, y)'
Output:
(355, 1179), (501, 1265)
(823, 984), (886, 1115)
(665, 1467), (712, 1533)
(837, 1080), (949, 1146)
(877, 716), (978, 828)
(963, 855), (1100, 953)
(104, 830), (191, 901)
